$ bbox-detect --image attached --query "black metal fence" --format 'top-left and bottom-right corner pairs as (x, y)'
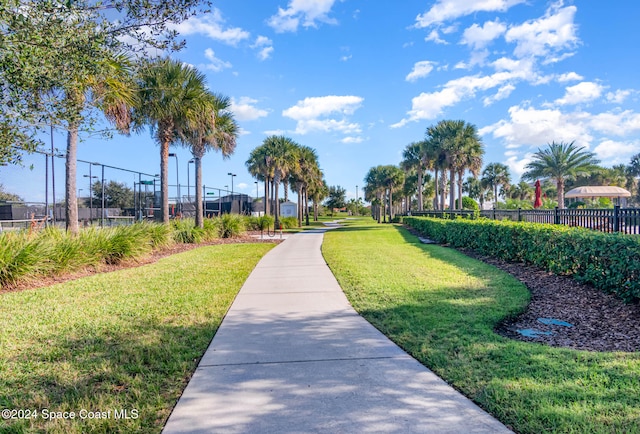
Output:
(405, 206), (640, 235)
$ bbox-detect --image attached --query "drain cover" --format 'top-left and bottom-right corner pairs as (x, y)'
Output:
(516, 329), (554, 338)
(538, 318), (573, 327)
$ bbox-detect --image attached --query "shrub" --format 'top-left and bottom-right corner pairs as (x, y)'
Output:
(279, 216), (298, 229)
(461, 196), (479, 211)
(218, 214), (245, 238)
(0, 231), (52, 286)
(202, 217), (220, 241)
(244, 215), (275, 231)
(404, 216), (640, 303)
(172, 219), (204, 244)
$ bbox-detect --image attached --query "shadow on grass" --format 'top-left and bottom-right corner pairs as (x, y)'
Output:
(355, 298), (640, 434)
(0, 317), (219, 433)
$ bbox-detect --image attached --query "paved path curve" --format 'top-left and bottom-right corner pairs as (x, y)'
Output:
(163, 230), (512, 433)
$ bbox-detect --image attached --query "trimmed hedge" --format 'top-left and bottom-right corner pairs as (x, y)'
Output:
(404, 216), (640, 303)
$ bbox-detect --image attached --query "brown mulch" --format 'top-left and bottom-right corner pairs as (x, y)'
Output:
(1, 235), (283, 294)
(404, 226), (640, 353)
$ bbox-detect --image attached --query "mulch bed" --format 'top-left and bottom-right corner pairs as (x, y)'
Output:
(404, 226), (640, 353)
(1, 235), (283, 294)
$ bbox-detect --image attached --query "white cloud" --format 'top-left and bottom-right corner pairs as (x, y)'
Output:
(461, 19), (506, 49)
(264, 129), (286, 136)
(555, 81), (604, 105)
(606, 89), (633, 104)
(252, 36), (274, 60)
(593, 140), (639, 162)
(393, 69), (529, 127)
(481, 105), (594, 149)
(283, 95), (364, 135)
(230, 97), (269, 121)
(505, 3), (578, 60)
(557, 72), (583, 82)
(425, 30), (448, 44)
(341, 136), (364, 144)
(268, 0), (338, 33)
(203, 48), (232, 72)
(237, 182), (249, 190)
(415, 0), (526, 28)
(505, 153), (534, 179)
(406, 61), (436, 82)
(589, 110), (640, 136)
(340, 55), (353, 62)
(171, 9), (250, 45)
(483, 84), (516, 106)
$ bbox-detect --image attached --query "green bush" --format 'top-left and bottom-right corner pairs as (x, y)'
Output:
(245, 215), (275, 231)
(0, 231), (52, 286)
(171, 219), (204, 244)
(404, 216), (640, 302)
(279, 216), (298, 229)
(218, 214), (245, 238)
(202, 217), (220, 241)
(461, 196), (479, 211)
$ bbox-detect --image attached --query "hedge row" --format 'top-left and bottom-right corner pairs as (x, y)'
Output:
(403, 216), (640, 303)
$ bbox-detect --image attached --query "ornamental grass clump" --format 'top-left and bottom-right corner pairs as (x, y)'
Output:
(171, 219), (204, 244)
(218, 213), (245, 238)
(0, 231), (52, 286)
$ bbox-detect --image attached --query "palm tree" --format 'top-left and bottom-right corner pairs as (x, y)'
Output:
(379, 165), (405, 222)
(482, 163), (511, 206)
(522, 141), (600, 209)
(63, 53), (136, 234)
(402, 142), (424, 211)
(246, 145), (274, 216)
(308, 178), (328, 222)
(364, 165), (386, 223)
(289, 145), (320, 227)
(181, 93), (238, 228)
(135, 58), (210, 224)
(425, 123), (450, 210)
(247, 136), (299, 225)
(454, 123), (484, 210)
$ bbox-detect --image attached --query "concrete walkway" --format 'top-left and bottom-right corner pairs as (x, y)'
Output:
(163, 230), (512, 433)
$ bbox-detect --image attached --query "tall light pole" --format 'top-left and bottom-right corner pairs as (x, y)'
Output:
(187, 159), (195, 203)
(228, 172), (236, 213)
(169, 153), (180, 214)
(255, 181), (259, 215)
(356, 185), (359, 202)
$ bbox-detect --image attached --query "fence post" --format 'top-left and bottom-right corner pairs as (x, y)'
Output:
(613, 205), (620, 232)
(554, 207), (560, 225)
(517, 207), (522, 222)
(493, 206), (496, 220)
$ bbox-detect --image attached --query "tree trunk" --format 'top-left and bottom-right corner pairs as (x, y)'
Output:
(457, 170), (463, 210)
(194, 154), (204, 228)
(274, 172), (281, 225)
(304, 189), (310, 225)
(433, 168), (439, 210)
(65, 122), (79, 235)
(557, 178), (565, 209)
(159, 128), (171, 224)
(264, 177), (269, 216)
(449, 169), (455, 211)
(283, 179), (289, 202)
(417, 167), (424, 211)
(297, 187), (302, 227)
(440, 175), (447, 210)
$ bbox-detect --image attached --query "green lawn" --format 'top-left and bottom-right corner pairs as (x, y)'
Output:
(0, 243), (274, 433)
(322, 219), (640, 434)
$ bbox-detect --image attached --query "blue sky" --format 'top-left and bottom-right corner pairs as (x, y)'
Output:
(3, 0), (640, 203)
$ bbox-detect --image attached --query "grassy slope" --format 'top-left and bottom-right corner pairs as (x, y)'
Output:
(322, 219), (640, 434)
(0, 243), (273, 434)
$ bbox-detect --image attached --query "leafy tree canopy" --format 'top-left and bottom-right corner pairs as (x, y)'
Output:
(325, 185), (346, 212)
(89, 180), (134, 209)
(0, 0), (211, 164)
(0, 183), (22, 201)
